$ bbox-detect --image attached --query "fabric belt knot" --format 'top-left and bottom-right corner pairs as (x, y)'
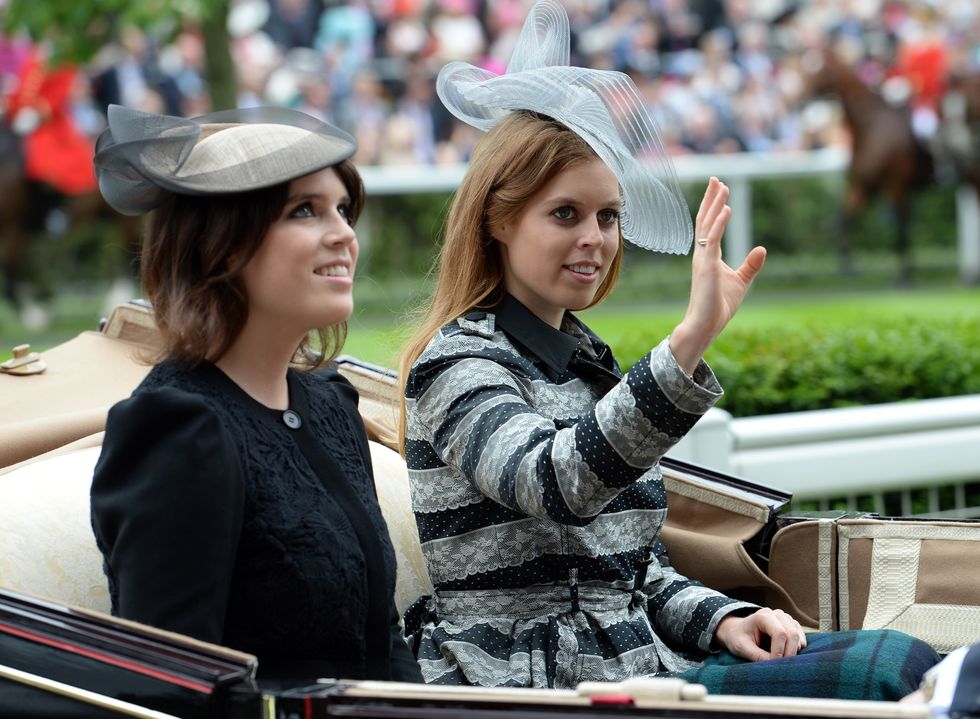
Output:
(568, 568), (579, 613)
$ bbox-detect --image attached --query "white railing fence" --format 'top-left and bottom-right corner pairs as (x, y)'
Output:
(360, 149), (980, 284)
(670, 396), (980, 518)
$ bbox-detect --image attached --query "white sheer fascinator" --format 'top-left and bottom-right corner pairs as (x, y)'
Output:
(94, 105), (357, 216)
(436, 0), (693, 254)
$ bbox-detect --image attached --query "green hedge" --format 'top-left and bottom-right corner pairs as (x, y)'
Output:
(610, 316), (980, 417)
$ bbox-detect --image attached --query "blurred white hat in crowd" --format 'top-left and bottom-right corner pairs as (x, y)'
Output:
(228, 0), (271, 38)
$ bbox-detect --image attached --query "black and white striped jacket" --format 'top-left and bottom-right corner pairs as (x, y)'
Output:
(404, 294), (755, 663)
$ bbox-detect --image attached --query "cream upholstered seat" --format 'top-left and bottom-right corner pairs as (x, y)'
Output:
(0, 446), (111, 612)
(368, 441), (434, 613)
(0, 440), (432, 617)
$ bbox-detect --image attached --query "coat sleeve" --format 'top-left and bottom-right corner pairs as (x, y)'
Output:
(91, 388), (245, 645)
(388, 604), (424, 682)
(642, 539), (758, 654)
(407, 334), (723, 525)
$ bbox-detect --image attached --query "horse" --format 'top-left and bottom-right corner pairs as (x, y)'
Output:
(939, 71), (980, 199)
(800, 48), (935, 284)
(0, 122), (142, 310)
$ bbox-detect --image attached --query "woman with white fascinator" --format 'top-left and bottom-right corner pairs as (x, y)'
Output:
(89, 105), (423, 686)
(397, 0), (937, 697)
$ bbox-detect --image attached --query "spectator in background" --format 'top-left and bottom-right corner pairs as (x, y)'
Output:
(430, 0), (486, 64)
(0, 33), (32, 100)
(380, 2), (432, 68)
(90, 26), (182, 116)
(158, 26), (210, 116)
(887, 3), (949, 138)
(263, 0), (321, 51)
(4, 45), (98, 197)
(337, 69), (390, 165)
(391, 64), (452, 164)
(316, 0), (377, 102)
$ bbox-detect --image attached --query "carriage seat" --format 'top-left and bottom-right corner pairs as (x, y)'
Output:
(0, 439), (434, 617)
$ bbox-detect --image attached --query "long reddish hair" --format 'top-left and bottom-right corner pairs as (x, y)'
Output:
(397, 111), (623, 450)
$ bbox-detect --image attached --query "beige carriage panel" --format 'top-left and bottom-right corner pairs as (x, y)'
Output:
(837, 519), (980, 653)
(766, 519), (835, 631)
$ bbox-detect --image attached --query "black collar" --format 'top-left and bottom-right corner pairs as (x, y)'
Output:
(491, 294), (579, 375)
(488, 293), (619, 379)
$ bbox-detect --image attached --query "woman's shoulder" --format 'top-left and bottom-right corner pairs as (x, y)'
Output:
(417, 310), (520, 367)
(131, 359), (212, 395)
(294, 365), (357, 406)
(96, 364), (244, 505)
(293, 366), (368, 436)
(104, 361), (243, 449)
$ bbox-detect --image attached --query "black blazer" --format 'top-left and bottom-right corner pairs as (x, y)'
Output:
(91, 360), (422, 685)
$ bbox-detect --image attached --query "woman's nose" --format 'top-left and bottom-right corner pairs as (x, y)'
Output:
(579, 217), (605, 247)
(324, 213), (357, 246)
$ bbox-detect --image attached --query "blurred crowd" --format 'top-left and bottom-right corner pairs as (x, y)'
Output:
(2, 0), (980, 172)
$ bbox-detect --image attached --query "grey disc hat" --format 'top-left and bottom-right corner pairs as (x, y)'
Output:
(94, 105), (357, 216)
(437, 0), (692, 254)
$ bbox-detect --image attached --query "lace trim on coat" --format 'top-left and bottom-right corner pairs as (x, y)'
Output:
(409, 465), (486, 513)
(595, 379), (676, 468)
(422, 508), (666, 585)
(648, 339), (722, 414)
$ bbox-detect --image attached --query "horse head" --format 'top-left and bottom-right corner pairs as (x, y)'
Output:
(799, 47), (881, 106)
(799, 48), (841, 100)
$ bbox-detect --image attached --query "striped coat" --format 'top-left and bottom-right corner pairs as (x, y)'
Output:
(403, 295), (757, 688)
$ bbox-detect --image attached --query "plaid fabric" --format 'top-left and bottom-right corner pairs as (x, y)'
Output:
(675, 629), (940, 701)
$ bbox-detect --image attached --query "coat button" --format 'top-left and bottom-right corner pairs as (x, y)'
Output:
(282, 410), (302, 429)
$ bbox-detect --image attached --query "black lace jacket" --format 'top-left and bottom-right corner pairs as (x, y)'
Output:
(91, 360), (421, 685)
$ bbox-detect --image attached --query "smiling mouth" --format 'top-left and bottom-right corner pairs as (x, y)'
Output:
(565, 264), (599, 276)
(314, 265), (349, 277)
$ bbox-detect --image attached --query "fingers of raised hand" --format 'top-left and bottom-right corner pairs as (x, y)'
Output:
(696, 177), (726, 227)
(695, 177), (731, 248)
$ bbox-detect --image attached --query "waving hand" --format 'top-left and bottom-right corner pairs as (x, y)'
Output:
(670, 177), (767, 375)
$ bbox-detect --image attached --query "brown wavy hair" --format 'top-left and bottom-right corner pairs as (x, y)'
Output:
(397, 111), (623, 450)
(141, 160), (364, 369)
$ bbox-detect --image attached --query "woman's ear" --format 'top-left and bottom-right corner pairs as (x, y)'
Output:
(494, 224), (512, 247)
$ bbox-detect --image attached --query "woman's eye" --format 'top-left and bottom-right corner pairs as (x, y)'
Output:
(598, 209), (619, 225)
(289, 202), (315, 219)
(338, 203), (353, 225)
(552, 206), (574, 221)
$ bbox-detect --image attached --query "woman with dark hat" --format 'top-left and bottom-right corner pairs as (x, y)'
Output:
(89, 105), (422, 686)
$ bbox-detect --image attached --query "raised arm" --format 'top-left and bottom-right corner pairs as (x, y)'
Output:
(670, 177), (767, 376)
(407, 333), (721, 525)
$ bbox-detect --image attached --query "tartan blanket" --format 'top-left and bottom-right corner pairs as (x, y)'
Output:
(675, 629), (940, 701)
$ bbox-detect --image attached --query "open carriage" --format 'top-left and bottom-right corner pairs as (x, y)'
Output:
(2, 303), (979, 718)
